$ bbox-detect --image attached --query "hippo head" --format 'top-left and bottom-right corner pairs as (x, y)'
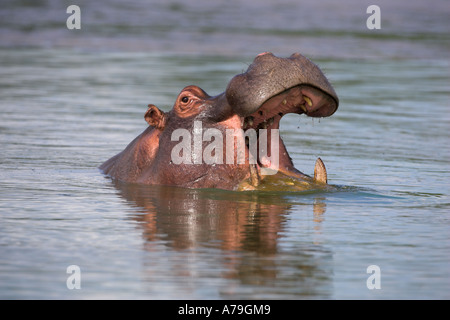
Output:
(100, 52), (339, 191)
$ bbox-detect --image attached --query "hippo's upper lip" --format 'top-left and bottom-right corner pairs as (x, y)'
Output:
(225, 52), (339, 119)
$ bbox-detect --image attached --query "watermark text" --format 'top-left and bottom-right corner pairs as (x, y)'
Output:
(66, 5), (81, 30)
(366, 265), (381, 289)
(366, 5), (381, 30)
(66, 265), (81, 289)
(170, 121), (279, 175)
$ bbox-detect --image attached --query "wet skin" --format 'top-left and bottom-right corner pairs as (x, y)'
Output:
(99, 52), (339, 191)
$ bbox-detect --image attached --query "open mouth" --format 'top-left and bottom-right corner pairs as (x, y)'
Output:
(240, 84), (338, 186)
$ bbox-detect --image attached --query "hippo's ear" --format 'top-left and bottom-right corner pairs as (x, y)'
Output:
(145, 104), (166, 130)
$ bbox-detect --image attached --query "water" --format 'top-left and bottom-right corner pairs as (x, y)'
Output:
(1, 0), (449, 299)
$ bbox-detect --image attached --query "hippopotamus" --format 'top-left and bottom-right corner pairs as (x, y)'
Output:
(99, 52), (339, 191)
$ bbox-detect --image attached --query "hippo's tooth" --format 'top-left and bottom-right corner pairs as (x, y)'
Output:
(243, 118), (249, 129)
(247, 116), (254, 127)
(282, 99), (287, 105)
(249, 164), (260, 187)
(304, 96), (313, 107)
(243, 116), (254, 129)
(299, 104), (308, 113)
(314, 157), (327, 184)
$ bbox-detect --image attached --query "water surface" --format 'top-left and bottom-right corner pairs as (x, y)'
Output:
(0, 0), (449, 299)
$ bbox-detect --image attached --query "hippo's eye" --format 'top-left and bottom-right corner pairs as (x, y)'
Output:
(178, 94), (193, 112)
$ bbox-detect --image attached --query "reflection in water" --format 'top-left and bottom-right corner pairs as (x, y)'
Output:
(113, 180), (333, 298)
(313, 197), (326, 224)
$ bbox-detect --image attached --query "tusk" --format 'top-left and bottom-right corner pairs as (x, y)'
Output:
(304, 96), (313, 107)
(260, 121), (268, 129)
(249, 164), (260, 187)
(314, 157), (327, 184)
(299, 104), (308, 113)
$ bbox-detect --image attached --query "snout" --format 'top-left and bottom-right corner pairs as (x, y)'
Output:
(225, 52), (339, 118)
